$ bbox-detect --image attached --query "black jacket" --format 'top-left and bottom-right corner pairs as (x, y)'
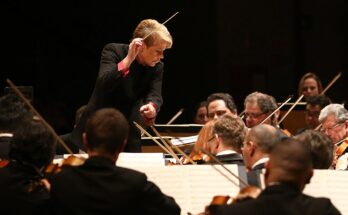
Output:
(50, 156), (180, 215)
(62, 43), (164, 152)
(0, 161), (50, 215)
(207, 183), (341, 215)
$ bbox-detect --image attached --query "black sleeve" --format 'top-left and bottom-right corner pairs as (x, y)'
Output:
(97, 43), (125, 89)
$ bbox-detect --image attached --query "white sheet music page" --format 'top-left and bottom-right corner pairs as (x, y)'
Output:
(116, 152), (165, 167)
(303, 169), (348, 215)
(170, 135), (198, 146)
(131, 164), (240, 215)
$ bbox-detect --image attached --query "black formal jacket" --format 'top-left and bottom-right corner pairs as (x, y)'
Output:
(247, 162), (266, 188)
(63, 43), (164, 152)
(215, 153), (244, 165)
(207, 183), (341, 215)
(50, 156), (180, 215)
(0, 161), (50, 215)
(206, 152), (244, 165)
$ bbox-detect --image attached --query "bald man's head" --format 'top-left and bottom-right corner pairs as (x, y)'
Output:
(265, 138), (313, 191)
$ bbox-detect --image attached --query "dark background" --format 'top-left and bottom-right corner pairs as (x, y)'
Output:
(1, 0), (347, 134)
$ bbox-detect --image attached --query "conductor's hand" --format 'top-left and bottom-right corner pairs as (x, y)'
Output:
(140, 103), (156, 126)
(124, 38), (143, 67)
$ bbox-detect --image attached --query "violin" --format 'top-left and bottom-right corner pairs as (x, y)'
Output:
(182, 151), (210, 165)
(209, 185), (261, 205)
(335, 138), (348, 159)
(45, 155), (85, 176)
(202, 184), (261, 215)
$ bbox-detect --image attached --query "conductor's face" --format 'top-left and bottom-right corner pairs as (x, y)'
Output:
(138, 41), (168, 67)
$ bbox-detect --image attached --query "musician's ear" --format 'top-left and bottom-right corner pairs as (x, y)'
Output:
(344, 120), (348, 131)
(249, 141), (256, 156)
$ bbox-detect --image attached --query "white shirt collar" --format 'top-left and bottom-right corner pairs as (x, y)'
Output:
(252, 157), (269, 169)
(216, 149), (238, 156)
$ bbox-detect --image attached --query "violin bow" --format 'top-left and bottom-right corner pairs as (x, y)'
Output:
(166, 108), (184, 125)
(6, 79), (74, 155)
(133, 121), (183, 165)
(321, 72), (342, 95)
(238, 110), (245, 120)
(259, 95), (293, 125)
(278, 94), (305, 125)
(150, 126), (196, 165)
(335, 138), (347, 147)
(200, 147), (249, 187)
(143, 11), (179, 40)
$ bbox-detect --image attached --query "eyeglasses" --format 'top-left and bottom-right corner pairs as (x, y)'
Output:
(320, 122), (344, 133)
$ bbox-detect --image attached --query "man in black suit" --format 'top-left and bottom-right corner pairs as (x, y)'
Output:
(242, 124), (281, 187)
(205, 138), (341, 215)
(0, 94), (32, 160)
(50, 108), (180, 215)
(206, 115), (246, 165)
(63, 19), (173, 152)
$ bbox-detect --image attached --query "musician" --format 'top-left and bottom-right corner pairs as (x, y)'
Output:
(298, 72), (323, 99)
(295, 130), (333, 169)
(295, 95), (331, 134)
(50, 108), (180, 215)
(62, 19), (173, 152)
(206, 138), (341, 215)
(0, 94), (32, 160)
(319, 104), (348, 169)
(205, 115), (246, 165)
(243, 92), (279, 128)
(206, 93), (237, 121)
(0, 118), (56, 214)
(193, 101), (208, 124)
(184, 120), (215, 163)
(319, 104), (348, 146)
(242, 124), (281, 187)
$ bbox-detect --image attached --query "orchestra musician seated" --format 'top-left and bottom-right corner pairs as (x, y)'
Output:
(205, 115), (246, 165)
(295, 129), (334, 169)
(206, 93), (237, 121)
(295, 95), (331, 135)
(0, 118), (56, 214)
(193, 100), (208, 125)
(243, 92), (279, 128)
(242, 124), (281, 187)
(0, 94), (32, 160)
(49, 108), (181, 215)
(319, 104), (348, 170)
(205, 138), (341, 215)
(243, 91), (289, 137)
(298, 72), (323, 100)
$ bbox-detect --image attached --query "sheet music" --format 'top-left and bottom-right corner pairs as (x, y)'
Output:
(61, 153), (166, 167)
(131, 164), (241, 215)
(170, 135), (198, 146)
(303, 169), (348, 215)
(116, 152), (165, 167)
